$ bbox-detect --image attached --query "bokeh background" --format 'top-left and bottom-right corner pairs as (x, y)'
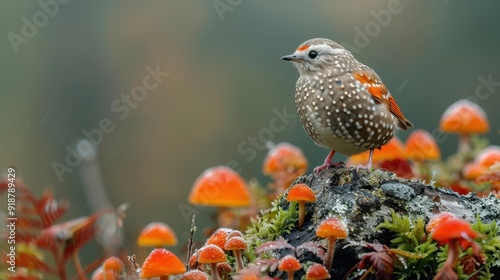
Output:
(1, 0), (499, 265)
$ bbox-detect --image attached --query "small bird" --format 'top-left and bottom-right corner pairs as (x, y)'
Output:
(282, 38), (412, 173)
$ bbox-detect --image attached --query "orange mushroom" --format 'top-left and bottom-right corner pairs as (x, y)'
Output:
(198, 244), (227, 280)
(286, 184), (316, 229)
(181, 269), (209, 280)
(188, 166), (251, 207)
(348, 137), (405, 166)
(430, 218), (482, 280)
(206, 228), (230, 250)
(225, 236), (248, 272)
(137, 222), (177, 248)
(228, 230), (243, 239)
(425, 212), (457, 233)
(439, 99), (489, 152)
(316, 217), (348, 272)
(476, 162), (500, 191)
(463, 146), (500, 180)
(277, 255), (302, 280)
(263, 142), (308, 194)
(140, 248), (186, 279)
(305, 263), (331, 280)
(217, 262), (233, 279)
(91, 267), (116, 280)
(405, 129), (441, 162)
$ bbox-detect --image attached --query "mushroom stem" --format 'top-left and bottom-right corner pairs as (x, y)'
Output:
(233, 250), (244, 272)
(287, 271), (294, 280)
(444, 239), (460, 270)
(298, 201), (305, 229)
(434, 240), (460, 280)
(324, 238), (336, 272)
(209, 263), (220, 280)
(459, 134), (470, 153)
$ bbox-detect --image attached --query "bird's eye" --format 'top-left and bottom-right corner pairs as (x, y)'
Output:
(308, 50), (318, 59)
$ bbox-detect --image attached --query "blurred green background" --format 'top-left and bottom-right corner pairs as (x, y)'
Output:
(1, 0), (499, 262)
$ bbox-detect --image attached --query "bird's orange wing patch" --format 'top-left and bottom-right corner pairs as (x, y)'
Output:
(354, 70), (411, 129)
(297, 44), (310, 52)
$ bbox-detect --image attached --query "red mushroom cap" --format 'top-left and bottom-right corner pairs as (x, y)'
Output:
(102, 256), (124, 273)
(277, 255), (302, 272)
(431, 218), (480, 249)
(198, 244), (227, 264)
(206, 228), (230, 249)
(439, 99), (489, 134)
(137, 222), (177, 247)
(405, 129), (441, 161)
(188, 166), (251, 207)
(140, 248), (186, 278)
(316, 217), (348, 239)
(286, 184), (316, 203)
(305, 263), (331, 280)
(225, 236), (247, 251)
(263, 142), (308, 175)
(181, 269), (209, 280)
(348, 137), (405, 165)
(426, 212), (457, 233)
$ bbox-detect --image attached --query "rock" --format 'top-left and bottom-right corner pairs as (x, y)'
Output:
(250, 167), (500, 279)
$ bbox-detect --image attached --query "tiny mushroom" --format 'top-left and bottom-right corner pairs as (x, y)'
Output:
(198, 244), (227, 280)
(91, 267), (116, 280)
(405, 129), (441, 162)
(263, 142), (309, 194)
(188, 166), (251, 208)
(228, 230), (243, 239)
(217, 262), (233, 279)
(101, 256), (124, 279)
(463, 145), (500, 180)
(425, 212), (457, 233)
(181, 269), (209, 280)
(137, 222), (177, 248)
(225, 236), (248, 272)
(476, 162), (500, 191)
(277, 255), (302, 280)
(305, 263), (331, 280)
(316, 217), (348, 272)
(206, 228), (230, 250)
(430, 218), (482, 280)
(286, 183), (316, 229)
(439, 99), (489, 153)
(140, 248), (186, 279)
(189, 250), (199, 270)
(348, 137), (405, 166)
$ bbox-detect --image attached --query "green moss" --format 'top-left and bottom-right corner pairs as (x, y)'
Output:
(244, 195), (298, 261)
(376, 210), (500, 279)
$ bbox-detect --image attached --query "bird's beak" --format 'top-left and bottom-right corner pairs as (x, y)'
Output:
(281, 54), (302, 62)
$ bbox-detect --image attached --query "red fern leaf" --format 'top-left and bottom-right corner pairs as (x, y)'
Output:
(14, 252), (55, 273)
(39, 199), (69, 228)
(296, 241), (326, 260)
(370, 252), (394, 280)
(62, 213), (101, 261)
(255, 238), (294, 255)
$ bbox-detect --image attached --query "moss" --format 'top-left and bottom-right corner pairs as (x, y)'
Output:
(376, 210), (500, 279)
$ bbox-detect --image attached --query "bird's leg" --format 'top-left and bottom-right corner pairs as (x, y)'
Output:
(314, 150), (344, 173)
(366, 149), (374, 169)
(356, 149), (374, 171)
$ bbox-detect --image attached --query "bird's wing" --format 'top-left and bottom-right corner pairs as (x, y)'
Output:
(353, 70), (413, 130)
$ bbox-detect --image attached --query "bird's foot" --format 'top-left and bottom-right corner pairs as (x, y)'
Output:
(355, 162), (372, 173)
(355, 149), (374, 172)
(314, 161), (345, 174)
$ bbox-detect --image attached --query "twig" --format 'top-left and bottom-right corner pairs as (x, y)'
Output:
(186, 215), (196, 271)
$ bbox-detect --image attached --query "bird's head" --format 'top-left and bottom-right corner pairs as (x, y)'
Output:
(281, 38), (353, 75)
